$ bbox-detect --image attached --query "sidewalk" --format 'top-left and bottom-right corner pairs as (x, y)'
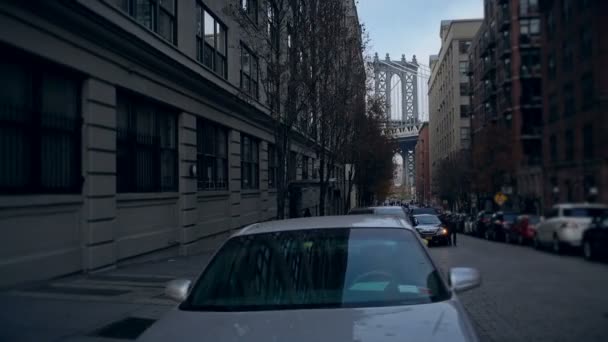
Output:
(0, 252), (212, 342)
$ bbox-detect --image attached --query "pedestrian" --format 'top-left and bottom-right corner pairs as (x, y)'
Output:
(303, 208), (312, 217)
(450, 216), (458, 246)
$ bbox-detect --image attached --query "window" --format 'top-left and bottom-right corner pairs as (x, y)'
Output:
(581, 74), (594, 110)
(460, 82), (469, 96)
(563, 83), (574, 117)
(0, 53), (81, 194)
(302, 156), (309, 180)
(267, 3), (279, 50)
(111, 0), (176, 44)
(520, 50), (540, 76)
(548, 93), (558, 122)
(520, 18), (540, 38)
(520, 0), (539, 16)
(197, 119), (228, 190)
(562, 41), (573, 72)
(241, 0), (258, 24)
(196, 3), (227, 78)
(459, 61), (469, 77)
(547, 53), (556, 80)
(288, 152), (297, 181)
(549, 135), (557, 162)
(241, 134), (259, 189)
(268, 144), (278, 188)
(564, 130), (574, 161)
(562, 0), (572, 24)
(580, 26), (592, 59)
(583, 124), (593, 160)
(460, 105), (470, 118)
(546, 9), (555, 40)
(241, 43), (259, 99)
(460, 127), (471, 148)
(117, 92), (177, 193)
(459, 40), (471, 54)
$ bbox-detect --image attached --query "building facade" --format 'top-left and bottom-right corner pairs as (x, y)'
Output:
(428, 19), (482, 197)
(540, 0), (608, 208)
(469, 0), (543, 213)
(0, 0), (358, 287)
(415, 122), (430, 205)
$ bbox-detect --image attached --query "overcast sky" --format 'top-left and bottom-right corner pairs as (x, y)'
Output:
(357, 0), (484, 68)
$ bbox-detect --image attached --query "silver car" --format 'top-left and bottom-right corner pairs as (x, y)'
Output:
(139, 216), (481, 342)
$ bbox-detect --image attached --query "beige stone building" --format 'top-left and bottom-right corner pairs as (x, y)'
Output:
(0, 0), (359, 288)
(428, 19), (482, 197)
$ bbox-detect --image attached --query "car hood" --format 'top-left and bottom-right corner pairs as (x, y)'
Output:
(416, 224), (441, 231)
(138, 299), (478, 342)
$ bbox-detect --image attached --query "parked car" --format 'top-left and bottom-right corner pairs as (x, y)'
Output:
(412, 214), (450, 246)
(140, 216), (482, 342)
(473, 211), (493, 238)
(486, 212), (518, 241)
(506, 215), (542, 245)
(581, 215), (608, 261)
(534, 203), (608, 253)
(348, 206), (413, 226)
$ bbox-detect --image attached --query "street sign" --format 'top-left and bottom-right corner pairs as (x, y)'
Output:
(494, 192), (508, 206)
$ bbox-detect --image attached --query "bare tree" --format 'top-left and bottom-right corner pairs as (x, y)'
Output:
(225, 0), (309, 218)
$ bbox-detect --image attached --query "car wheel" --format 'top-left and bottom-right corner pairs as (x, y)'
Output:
(583, 240), (594, 261)
(552, 235), (561, 254)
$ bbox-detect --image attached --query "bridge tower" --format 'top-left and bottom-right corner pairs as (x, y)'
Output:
(373, 53), (423, 197)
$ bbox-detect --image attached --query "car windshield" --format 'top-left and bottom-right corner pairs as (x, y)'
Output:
(374, 207), (406, 218)
(184, 228), (449, 311)
(563, 208), (608, 218)
(414, 215), (441, 225)
(347, 208), (374, 215)
(412, 208), (438, 215)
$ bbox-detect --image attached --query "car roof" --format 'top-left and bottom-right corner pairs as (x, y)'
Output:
(553, 203), (608, 209)
(236, 215), (410, 236)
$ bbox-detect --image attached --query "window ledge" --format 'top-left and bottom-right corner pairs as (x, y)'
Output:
(0, 194), (84, 209)
(197, 190), (230, 199)
(117, 192), (179, 202)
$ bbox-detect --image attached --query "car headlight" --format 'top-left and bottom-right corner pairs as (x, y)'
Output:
(440, 228), (448, 235)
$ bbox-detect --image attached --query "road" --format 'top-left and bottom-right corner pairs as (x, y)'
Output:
(428, 234), (608, 342)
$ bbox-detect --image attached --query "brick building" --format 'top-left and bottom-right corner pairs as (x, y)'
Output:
(540, 0), (608, 207)
(469, 0), (543, 213)
(415, 122), (430, 205)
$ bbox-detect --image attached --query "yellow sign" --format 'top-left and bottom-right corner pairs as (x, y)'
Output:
(494, 192), (508, 206)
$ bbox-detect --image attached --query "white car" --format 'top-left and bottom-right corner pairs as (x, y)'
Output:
(534, 203), (608, 253)
(139, 215), (482, 342)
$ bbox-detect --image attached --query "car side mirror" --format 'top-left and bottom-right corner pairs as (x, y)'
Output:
(448, 267), (481, 293)
(165, 279), (192, 302)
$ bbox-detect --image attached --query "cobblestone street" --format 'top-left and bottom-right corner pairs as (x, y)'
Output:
(429, 234), (608, 342)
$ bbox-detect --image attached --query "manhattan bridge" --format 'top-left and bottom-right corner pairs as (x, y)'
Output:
(373, 52), (430, 195)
